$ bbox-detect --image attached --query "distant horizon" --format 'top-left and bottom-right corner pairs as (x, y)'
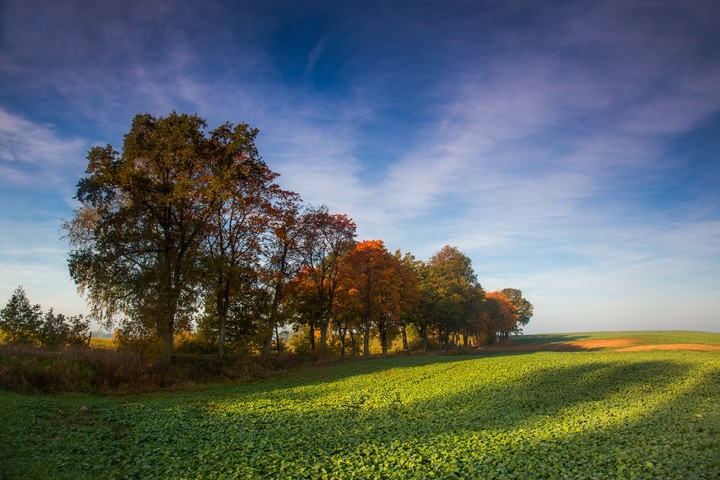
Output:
(2, 0), (719, 334)
(83, 327), (720, 337)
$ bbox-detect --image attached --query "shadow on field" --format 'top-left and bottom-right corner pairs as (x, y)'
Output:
(209, 355), (691, 428)
(183, 357), (701, 477)
(210, 347), (665, 400)
(5, 354), (715, 479)
(329, 359), (692, 438)
(493, 362), (720, 478)
(508, 334), (591, 345)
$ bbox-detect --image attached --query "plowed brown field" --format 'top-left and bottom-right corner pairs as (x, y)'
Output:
(487, 338), (720, 352)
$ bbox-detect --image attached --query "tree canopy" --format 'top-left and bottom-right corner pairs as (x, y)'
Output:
(61, 111), (533, 362)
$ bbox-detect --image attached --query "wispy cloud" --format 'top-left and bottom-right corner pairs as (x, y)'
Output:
(1, 0), (719, 331)
(0, 108), (88, 188)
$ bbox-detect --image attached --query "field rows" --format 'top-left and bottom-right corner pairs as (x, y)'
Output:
(2, 345), (719, 479)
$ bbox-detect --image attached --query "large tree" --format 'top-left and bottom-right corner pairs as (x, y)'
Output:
(260, 197), (306, 357)
(201, 122), (296, 358)
(295, 206), (356, 350)
(66, 112), (258, 364)
(336, 240), (405, 356)
(424, 246), (483, 350)
(393, 250), (420, 352)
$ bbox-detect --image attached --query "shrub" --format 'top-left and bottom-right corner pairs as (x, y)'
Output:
(0, 344), (148, 393)
(174, 332), (217, 355)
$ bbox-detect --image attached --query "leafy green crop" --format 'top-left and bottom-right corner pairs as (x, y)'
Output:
(2, 347), (719, 479)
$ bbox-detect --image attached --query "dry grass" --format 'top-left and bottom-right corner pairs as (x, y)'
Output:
(0, 344), (322, 394)
(88, 337), (115, 349)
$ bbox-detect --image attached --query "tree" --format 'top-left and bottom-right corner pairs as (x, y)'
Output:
(38, 309), (69, 348)
(295, 206), (356, 350)
(0, 286), (42, 344)
(336, 240), (404, 356)
(415, 260), (434, 353)
(261, 197), (306, 357)
(501, 288), (534, 334)
(66, 112), (247, 364)
(424, 246), (483, 350)
(0, 287), (90, 348)
(393, 250), (420, 352)
(37, 310), (90, 348)
(200, 122), (295, 358)
(480, 291), (519, 345)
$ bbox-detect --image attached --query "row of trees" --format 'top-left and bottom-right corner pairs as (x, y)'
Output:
(0, 287), (90, 347)
(63, 112), (532, 363)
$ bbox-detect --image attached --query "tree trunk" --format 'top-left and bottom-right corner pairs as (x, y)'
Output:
(217, 282), (231, 358)
(401, 323), (409, 352)
(309, 323), (316, 350)
(264, 280), (284, 358)
(338, 319), (348, 356)
(319, 323), (328, 351)
(157, 293), (177, 365)
(380, 325), (388, 354)
(262, 324), (273, 358)
(218, 311), (227, 358)
(363, 319), (370, 357)
(275, 322), (282, 353)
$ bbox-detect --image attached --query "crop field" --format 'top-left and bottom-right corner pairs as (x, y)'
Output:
(1, 332), (719, 479)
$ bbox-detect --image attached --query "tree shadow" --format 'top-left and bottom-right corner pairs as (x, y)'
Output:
(10, 354), (713, 479)
(508, 333), (590, 345)
(170, 357), (697, 478)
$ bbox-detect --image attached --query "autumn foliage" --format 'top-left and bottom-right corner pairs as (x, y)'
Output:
(481, 291), (520, 345)
(59, 112), (533, 362)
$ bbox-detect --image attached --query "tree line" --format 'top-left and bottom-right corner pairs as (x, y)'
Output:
(0, 286), (90, 348)
(54, 112), (532, 363)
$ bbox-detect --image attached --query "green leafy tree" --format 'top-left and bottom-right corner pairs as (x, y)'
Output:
(38, 309), (69, 348)
(0, 286), (42, 344)
(200, 122), (295, 357)
(0, 287), (89, 348)
(65, 112), (244, 364)
(425, 246), (483, 350)
(501, 288), (534, 334)
(393, 250), (420, 352)
(66, 314), (91, 346)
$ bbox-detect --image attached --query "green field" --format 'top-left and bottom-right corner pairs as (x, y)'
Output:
(1, 332), (719, 479)
(511, 330), (720, 348)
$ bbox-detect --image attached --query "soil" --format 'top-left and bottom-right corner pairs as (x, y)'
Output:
(564, 339), (637, 349)
(616, 343), (720, 352)
(485, 338), (720, 353)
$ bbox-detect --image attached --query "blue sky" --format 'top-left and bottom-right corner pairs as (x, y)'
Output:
(1, 0), (719, 334)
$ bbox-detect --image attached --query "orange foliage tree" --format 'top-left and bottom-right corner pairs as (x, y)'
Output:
(480, 291), (519, 345)
(336, 240), (415, 355)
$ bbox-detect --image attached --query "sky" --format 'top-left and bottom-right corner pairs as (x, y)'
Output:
(1, 0), (719, 334)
